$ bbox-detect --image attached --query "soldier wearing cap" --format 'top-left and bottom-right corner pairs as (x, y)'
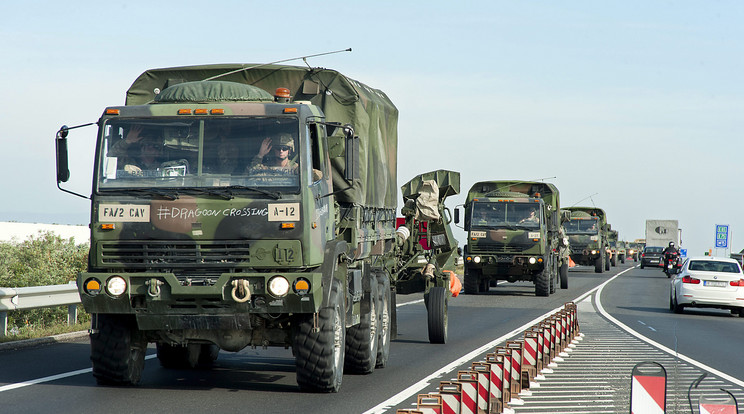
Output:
(250, 133), (298, 171)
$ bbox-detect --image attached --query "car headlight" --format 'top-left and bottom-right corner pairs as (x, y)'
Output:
(106, 276), (127, 297)
(268, 276), (290, 297)
(473, 256), (481, 264)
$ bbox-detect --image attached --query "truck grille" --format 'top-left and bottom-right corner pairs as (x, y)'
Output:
(473, 245), (527, 254)
(99, 240), (250, 269)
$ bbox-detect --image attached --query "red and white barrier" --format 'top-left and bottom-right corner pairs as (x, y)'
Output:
(457, 371), (478, 414)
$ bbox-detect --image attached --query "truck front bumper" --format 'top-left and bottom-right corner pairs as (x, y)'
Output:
(77, 270), (324, 326)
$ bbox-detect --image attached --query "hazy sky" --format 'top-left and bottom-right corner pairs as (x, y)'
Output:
(2, 1), (743, 257)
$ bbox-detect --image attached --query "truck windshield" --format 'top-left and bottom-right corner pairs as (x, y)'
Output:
(471, 202), (541, 229)
(96, 117), (300, 191)
(565, 218), (599, 235)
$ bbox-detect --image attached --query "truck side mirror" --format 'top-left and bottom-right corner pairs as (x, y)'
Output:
(56, 126), (70, 183)
(454, 207), (460, 224)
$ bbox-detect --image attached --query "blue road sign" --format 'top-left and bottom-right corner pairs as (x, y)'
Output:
(680, 249), (687, 257)
(715, 224), (729, 248)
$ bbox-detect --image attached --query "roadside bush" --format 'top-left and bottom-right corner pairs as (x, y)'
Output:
(0, 231), (89, 331)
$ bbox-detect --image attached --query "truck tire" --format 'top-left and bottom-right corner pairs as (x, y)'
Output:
(464, 268), (482, 294)
(375, 272), (391, 369)
(90, 314), (147, 385)
(427, 286), (448, 344)
(620, 254), (625, 264)
(535, 271), (550, 297)
(560, 263), (569, 289)
(611, 254), (617, 267)
(594, 256), (603, 273)
(344, 279), (378, 374)
(294, 278), (345, 392)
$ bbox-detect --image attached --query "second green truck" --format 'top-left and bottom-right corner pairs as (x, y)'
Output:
(457, 181), (569, 296)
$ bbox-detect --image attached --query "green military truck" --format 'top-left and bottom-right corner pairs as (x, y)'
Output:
(607, 229), (627, 266)
(55, 64), (458, 391)
(564, 207), (610, 273)
(456, 181), (568, 296)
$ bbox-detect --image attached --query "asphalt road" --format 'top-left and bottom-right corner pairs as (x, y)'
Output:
(1, 260), (741, 413)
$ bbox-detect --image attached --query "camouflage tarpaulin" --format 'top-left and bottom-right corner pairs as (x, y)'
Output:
(125, 64), (398, 209)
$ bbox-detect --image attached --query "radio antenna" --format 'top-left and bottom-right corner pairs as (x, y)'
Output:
(569, 192), (599, 208)
(203, 48), (353, 81)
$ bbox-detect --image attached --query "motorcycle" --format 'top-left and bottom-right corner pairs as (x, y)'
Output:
(663, 251), (680, 278)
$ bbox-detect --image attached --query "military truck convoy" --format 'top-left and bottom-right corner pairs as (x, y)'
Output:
(55, 64), (459, 391)
(564, 207), (610, 273)
(53, 60), (635, 394)
(456, 181), (569, 296)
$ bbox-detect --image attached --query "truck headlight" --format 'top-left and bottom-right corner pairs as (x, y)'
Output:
(529, 257), (537, 264)
(268, 276), (290, 297)
(591, 250), (597, 255)
(106, 276), (127, 297)
(473, 256), (481, 264)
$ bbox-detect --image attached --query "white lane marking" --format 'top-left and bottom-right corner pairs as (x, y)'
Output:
(397, 298), (423, 307)
(594, 267), (744, 388)
(0, 354), (158, 393)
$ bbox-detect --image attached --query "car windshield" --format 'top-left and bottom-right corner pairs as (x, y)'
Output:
(688, 260), (741, 273)
(564, 218), (599, 235)
(97, 117), (300, 191)
(471, 202), (541, 229)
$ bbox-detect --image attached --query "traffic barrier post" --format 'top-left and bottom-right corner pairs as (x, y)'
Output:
(506, 341), (525, 394)
(439, 381), (462, 414)
(417, 394), (443, 414)
(493, 348), (512, 404)
(630, 361), (666, 414)
(471, 363), (492, 413)
(522, 331), (539, 385)
(457, 371), (479, 414)
(483, 355), (506, 413)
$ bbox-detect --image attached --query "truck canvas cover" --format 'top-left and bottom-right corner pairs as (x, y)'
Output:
(124, 64), (398, 209)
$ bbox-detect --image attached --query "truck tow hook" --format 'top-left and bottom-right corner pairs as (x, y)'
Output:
(145, 279), (162, 297)
(231, 279), (251, 303)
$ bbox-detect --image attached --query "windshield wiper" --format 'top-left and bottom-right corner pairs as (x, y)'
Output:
(223, 185), (281, 200)
(178, 187), (234, 200)
(100, 188), (180, 200)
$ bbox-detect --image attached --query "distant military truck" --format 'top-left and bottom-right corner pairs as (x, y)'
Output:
(607, 230), (627, 266)
(627, 242), (642, 261)
(564, 207), (610, 273)
(616, 240), (627, 264)
(456, 181), (568, 296)
(55, 63), (459, 391)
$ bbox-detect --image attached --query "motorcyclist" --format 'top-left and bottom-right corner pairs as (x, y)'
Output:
(662, 242), (680, 270)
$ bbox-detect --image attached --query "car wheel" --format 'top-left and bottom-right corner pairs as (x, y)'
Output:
(672, 294), (684, 314)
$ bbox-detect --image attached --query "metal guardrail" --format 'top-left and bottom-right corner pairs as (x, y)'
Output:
(0, 283), (81, 337)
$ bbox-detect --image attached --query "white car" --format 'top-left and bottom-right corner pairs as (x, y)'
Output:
(670, 256), (744, 316)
